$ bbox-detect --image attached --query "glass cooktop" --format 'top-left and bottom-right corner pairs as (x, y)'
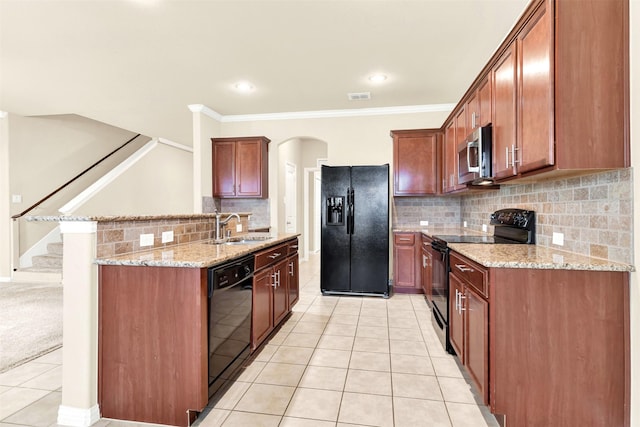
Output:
(431, 235), (523, 244)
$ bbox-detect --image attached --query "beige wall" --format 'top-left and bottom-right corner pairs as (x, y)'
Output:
(73, 142), (193, 216)
(0, 113), (10, 279)
(192, 110), (221, 212)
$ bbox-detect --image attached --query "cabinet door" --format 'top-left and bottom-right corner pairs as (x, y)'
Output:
(236, 140), (263, 197)
(466, 92), (479, 132)
(492, 43), (518, 180)
(517, 2), (554, 174)
(212, 141), (236, 197)
(449, 273), (465, 360)
(272, 259), (289, 325)
(454, 108), (467, 190)
(251, 268), (273, 350)
(465, 287), (489, 405)
(421, 247), (432, 305)
(287, 254), (299, 310)
(393, 131), (440, 195)
(393, 233), (420, 291)
(443, 120), (456, 193)
(478, 75), (492, 127)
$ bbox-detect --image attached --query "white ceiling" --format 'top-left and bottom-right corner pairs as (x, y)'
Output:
(0, 0), (529, 143)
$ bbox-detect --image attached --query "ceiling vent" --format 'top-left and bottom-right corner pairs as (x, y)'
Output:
(347, 92), (371, 101)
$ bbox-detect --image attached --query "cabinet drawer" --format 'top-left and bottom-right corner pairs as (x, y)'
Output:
(449, 251), (488, 298)
(288, 238), (299, 256)
(255, 243), (288, 271)
(421, 234), (432, 248)
(394, 233), (415, 246)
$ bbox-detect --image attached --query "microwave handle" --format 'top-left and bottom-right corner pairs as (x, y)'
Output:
(467, 141), (480, 173)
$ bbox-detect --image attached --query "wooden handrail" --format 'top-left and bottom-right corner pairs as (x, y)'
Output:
(12, 133), (142, 219)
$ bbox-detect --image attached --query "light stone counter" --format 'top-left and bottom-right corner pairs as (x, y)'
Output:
(449, 243), (634, 272)
(393, 227), (489, 237)
(26, 213), (250, 222)
(95, 233), (299, 268)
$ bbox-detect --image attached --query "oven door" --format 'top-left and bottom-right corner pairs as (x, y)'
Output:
(429, 243), (449, 324)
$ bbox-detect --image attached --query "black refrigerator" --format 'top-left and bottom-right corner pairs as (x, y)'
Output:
(320, 164), (389, 297)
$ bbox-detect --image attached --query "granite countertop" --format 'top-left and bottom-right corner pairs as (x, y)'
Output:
(95, 232), (299, 268)
(393, 227), (488, 237)
(449, 243), (634, 272)
(26, 213), (251, 222)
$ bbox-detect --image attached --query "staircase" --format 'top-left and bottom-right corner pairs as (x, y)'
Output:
(13, 241), (63, 283)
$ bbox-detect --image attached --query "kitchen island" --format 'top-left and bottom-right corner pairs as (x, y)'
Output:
(95, 232), (299, 427)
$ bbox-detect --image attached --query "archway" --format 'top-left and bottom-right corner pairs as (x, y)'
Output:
(277, 137), (328, 261)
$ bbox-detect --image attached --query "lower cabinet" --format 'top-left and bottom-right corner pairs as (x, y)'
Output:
(393, 232), (422, 293)
(251, 239), (297, 351)
(421, 234), (433, 305)
(448, 249), (630, 426)
(287, 239), (299, 310)
(449, 252), (490, 405)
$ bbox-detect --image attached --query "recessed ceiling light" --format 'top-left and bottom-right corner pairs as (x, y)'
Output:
(368, 74), (387, 83)
(234, 82), (254, 93)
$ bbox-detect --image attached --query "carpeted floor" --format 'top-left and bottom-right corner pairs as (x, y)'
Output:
(0, 281), (62, 373)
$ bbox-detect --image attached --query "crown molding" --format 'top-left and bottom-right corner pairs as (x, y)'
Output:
(188, 103), (455, 123)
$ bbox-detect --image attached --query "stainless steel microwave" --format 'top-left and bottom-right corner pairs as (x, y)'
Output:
(458, 125), (492, 185)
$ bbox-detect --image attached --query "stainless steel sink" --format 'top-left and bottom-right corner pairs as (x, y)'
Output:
(224, 240), (265, 246)
(205, 235), (276, 246)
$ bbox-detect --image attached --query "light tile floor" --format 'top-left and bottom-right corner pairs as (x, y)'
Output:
(0, 253), (498, 427)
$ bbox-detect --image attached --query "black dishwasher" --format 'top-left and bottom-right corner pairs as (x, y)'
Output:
(207, 254), (254, 393)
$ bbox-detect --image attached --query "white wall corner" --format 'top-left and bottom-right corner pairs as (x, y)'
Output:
(57, 404), (100, 427)
(187, 104), (223, 122)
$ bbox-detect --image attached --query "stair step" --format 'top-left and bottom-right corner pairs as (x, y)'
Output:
(47, 242), (64, 256)
(32, 254), (63, 269)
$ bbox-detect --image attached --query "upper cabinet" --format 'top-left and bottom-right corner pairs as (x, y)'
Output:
(448, 0), (629, 185)
(392, 129), (442, 196)
(211, 136), (270, 198)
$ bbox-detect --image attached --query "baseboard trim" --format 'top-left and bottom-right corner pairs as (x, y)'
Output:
(57, 404), (100, 427)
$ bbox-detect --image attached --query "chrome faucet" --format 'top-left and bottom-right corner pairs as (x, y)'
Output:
(215, 213), (241, 241)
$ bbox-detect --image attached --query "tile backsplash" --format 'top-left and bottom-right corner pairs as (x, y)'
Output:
(394, 169), (633, 264)
(220, 199), (270, 230)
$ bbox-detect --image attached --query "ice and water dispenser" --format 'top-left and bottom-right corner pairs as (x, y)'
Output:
(326, 197), (344, 225)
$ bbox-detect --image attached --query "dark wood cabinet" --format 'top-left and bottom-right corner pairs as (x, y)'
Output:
(449, 251), (490, 404)
(252, 267), (274, 349)
(98, 266), (208, 427)
(393, 232), (422, 294)
(420, 235), (433, 305)
(287, 239), (299, 311)
(447, 248), (630, 425)
(251, 241), (293, 350)
(492, 42), (518, 180)
(516, 2), (554, 174)
(211, 136), (269, 198)
(478, 75), (492, 128)
(391, 129), (441, 196)
(442, 120), (456, 193)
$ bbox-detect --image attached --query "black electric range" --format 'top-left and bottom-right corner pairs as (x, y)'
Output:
(429, 208), (535, 354)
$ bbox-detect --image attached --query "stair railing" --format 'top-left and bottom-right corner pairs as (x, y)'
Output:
(11, 133), (142, 271)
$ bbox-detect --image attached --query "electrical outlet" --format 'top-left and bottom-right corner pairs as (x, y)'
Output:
(482, 224), (488, 233)
(11, 194), (22, 203)
(463, 221), (468, 228)
(162, 230), (174, 243)
(236, 224), (243, 232)
(552, 232), (564, 246)
(419, 220), (429, 226)
(140, 233), (154, 247)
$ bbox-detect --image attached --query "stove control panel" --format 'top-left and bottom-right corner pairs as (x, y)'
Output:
(490, 209), (534, 230)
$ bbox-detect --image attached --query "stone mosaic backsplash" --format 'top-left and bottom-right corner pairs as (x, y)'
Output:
(220, 199), (270, 230)
(96, 215), (248, 258)
(393, 169), (632, 264)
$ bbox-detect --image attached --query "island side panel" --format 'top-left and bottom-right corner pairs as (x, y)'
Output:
(98, 265), (208, 427)
(490, 268), (629, 427)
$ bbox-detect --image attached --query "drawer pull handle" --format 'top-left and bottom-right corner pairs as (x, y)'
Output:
(268, 252), (282, 259)
(455, 264), (474, 273)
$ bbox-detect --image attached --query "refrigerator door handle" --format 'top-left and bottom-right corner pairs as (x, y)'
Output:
(348, 188), (355, 234)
